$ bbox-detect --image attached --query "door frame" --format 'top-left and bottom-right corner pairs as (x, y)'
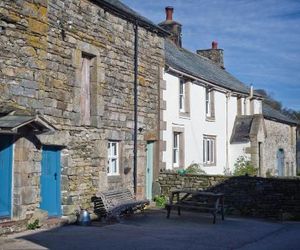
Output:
(0, 135), (14, 219)
(277, 148), (285, 176)
(146, 141), (154, 200)
(40, 146), (61, 217)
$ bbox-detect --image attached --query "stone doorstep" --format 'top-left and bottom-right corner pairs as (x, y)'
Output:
(0, 219), (28, 236)
(0, 217), (69, 236)
(41, 217), (69, 230)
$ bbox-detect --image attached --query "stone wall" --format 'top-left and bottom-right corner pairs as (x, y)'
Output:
(262, 119), (297, 176)
(0, 0), (165, 229)
(158, 172), (300, 219)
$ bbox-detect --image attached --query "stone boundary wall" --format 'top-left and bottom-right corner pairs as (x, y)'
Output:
(158, 172), (300, 219)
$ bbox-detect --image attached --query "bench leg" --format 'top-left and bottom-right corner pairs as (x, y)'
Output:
(177, 207), (181, 216)
(212, 212), (216, 224)
(221, 205), (224, 220)
(166, 206), (171, 219)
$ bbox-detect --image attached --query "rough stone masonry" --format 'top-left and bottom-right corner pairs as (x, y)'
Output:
(0, 0), (165, 233)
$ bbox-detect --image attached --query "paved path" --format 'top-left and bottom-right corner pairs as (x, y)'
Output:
(0, 210), (299, 250)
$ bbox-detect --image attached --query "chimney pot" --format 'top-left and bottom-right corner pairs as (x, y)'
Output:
(212, 41), (218, 49)
(166, 6), (174, 21)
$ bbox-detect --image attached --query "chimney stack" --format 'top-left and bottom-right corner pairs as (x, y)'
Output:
(166, 6), (174, 21)
(197, 41), (224, 68)
(212, 41), (218, 49)
(158, 7), (182, 47)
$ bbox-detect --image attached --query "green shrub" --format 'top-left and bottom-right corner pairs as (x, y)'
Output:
(233, 156), (257, 176)
(27, 219), (39, 230)
(153, 195), (168, 208)
(185, 163), (206, 175)
(265, 169), (273, 178)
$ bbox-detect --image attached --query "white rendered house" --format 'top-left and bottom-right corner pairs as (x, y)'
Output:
(159, 7), (298, 176)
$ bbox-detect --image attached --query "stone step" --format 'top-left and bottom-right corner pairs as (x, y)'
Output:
(41, 217), (68, 230)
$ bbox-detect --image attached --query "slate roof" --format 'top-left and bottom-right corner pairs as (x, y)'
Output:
(230, 116), (253, 143)
(262, 103), (299, 126)
(165, 40), (252, 95)
(94, 0), (168, 36)
(0, 115), (56, 134)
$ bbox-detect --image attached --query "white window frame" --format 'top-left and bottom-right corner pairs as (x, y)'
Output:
(203, 136), (216, 166)
(205, 88), (211, 117)
(179, 80), (185, 112)
(173, 132), (180, 167)
(107, 141), (119, 176)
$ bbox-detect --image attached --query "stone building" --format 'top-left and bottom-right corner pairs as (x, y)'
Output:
(261, 104), (298, 176)
(0, 0), (167, 233)
(297, 127), (300, 174)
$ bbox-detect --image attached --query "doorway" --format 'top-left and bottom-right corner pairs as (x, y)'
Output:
(277, 148), (285, 176)
(40, 146), (61, 216)
(145, 142), (154, 200)
(0, 135), (13, 217)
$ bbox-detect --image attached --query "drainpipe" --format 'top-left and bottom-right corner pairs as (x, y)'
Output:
(133, 21), (139, 195)
(226, 92), (230, 172)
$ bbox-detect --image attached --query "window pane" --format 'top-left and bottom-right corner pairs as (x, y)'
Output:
(203, 139), (206, 163)
(211, 140), (214, 163)
(173, 133), (180, 166)
(173, 133), (178, 148)
(179, 81), (185, 111)
(112, 159), (117, 174)
(207, 140), (210, 162)
(173, 149), (177, 164)
(180, 81), (184, 94)
(108, 141), (119, 175)
(112, 143), (117, 156)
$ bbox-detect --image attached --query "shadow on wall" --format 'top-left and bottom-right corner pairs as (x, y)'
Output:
(158, 173), (300, 220)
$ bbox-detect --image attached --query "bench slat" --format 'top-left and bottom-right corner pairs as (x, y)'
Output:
(92, 189), (149, 220)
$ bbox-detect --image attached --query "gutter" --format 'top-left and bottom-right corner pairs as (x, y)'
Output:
(166, 65), (257, 98)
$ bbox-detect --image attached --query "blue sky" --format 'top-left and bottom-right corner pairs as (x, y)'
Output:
(122, 0), (300, 111)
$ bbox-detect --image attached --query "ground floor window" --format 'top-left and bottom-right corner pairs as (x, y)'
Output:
(107, 141), (119, 175)
(203, 135), (216, 166)
(173, 132), (180, 167)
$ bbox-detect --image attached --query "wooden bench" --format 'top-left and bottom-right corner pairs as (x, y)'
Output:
(166, 190), (224, 224)
(91, 188), (149, 220)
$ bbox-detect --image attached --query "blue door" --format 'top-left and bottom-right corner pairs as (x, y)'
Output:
(277, 149), (285, 176)
(40, 146), (61, 216)
(146, 142), (154, 200)
(0, 135), (13, 217)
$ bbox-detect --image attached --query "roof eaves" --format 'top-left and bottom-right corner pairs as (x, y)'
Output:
(166, 63), (250, 96)
(263, 115), (299, 126)
(93, 0), (169, 36)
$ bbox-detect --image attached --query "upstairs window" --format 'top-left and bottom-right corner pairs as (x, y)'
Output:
(205, 88), (215, 119)
(179, 80), (185, 112)
(107, 141), (119, 176)
(179, 79), (190, 116)
(80, 53), (94, 125)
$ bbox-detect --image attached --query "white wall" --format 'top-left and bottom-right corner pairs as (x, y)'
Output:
(163, 72), (254, 175)
(162, 72), (264, 175)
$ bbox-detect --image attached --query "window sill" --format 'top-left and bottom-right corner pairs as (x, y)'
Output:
(203, 163), (216, 167)
(107, 174), (120, 177)
(107, 175), (122, 183)
(179, 112), (190, 119)
(205, 116), (215, 122)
